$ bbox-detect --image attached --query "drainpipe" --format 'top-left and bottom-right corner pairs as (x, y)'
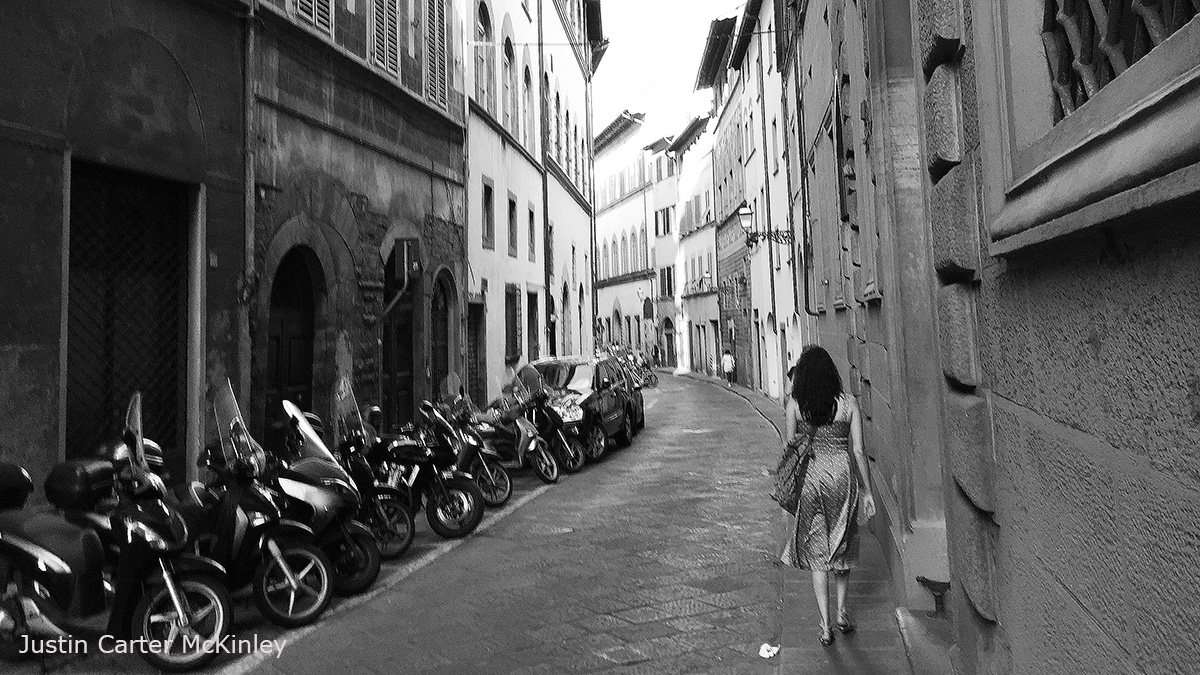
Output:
(793, 22), (819, 319)
(753, 20), (778, 335)
(240, 0), (258, 422)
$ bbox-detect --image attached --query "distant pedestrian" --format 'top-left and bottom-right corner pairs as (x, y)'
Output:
(721, 349), (735, 387)
(777, 346), (876, 647)
(652, 344), (660, 367)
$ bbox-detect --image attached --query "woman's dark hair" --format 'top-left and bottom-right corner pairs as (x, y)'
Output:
(790, 345), (843, 426)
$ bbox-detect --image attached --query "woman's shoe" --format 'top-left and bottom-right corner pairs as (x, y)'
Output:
(819, 625), (835, 646)
(836, 613), (856, 633)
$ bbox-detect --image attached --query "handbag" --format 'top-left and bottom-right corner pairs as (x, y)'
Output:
(770, 425), (818, 515)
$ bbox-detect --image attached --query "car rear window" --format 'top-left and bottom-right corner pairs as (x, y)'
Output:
(535, 362), (594, 392)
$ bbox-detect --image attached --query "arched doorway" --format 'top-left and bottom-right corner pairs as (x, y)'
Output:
(431, 273), (455, 396)
(381, 249), (416, 431)
(267, 248), (317, 430)
(663, 318), (677, 367)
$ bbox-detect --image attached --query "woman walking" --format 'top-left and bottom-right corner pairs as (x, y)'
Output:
(780, 346), (876, 646)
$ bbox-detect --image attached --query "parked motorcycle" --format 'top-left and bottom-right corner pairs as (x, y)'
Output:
(0, 392), (232, 672)
(273, 400), (382, 596)
(370, 400), (486, 539)
(327, 377), (415, 560)
(437, 374), (513, 508)
(179, 380), (335, 628)
(473, 367), (561, 483)
(515, 364), (586, 474)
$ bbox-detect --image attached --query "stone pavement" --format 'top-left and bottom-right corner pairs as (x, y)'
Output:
(4, 374), (910, 674)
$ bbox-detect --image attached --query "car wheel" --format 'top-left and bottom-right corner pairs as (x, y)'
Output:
(584, 423), (607, 462)
(616, 408), (634, 447)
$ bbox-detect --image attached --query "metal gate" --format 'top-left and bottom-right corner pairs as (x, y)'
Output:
(66, 161), (187, 474)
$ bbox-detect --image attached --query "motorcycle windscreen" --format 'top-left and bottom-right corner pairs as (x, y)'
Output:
(213, 378), (266, 476)
(513, 364), (547, 397)
(439, 372), (479, 415)
(282, 399), (337, 463)
(332, 376), (366, 443)
(123, 391), (147, 472)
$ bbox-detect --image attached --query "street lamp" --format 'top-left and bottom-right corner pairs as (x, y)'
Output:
(738, 203), (795, 248)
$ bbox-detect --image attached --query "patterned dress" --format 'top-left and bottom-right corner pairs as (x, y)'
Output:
(780, 395), (860, 572)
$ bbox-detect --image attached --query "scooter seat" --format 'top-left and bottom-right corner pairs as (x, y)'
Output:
(0, 510), (105, 615)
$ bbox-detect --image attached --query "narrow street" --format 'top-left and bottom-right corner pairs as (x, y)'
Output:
(231, 374), (904, 675)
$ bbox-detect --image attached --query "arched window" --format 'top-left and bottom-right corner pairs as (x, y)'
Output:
(522, 67), (533, 148)
(620, 234), (629, 275)
(474, 4), (494, 112)
(565, 110), (572, 175)
(554, 93), (562, 162)
(502, 38), (515, 131)
(573, 125), (580, 183)
(629, 230), (639, 271)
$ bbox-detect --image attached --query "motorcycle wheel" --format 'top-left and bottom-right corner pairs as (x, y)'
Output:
(472, 457), (513, 507)
(254, 541), (333, 627)
(369, 494), (415, 560)
(585, 424), (608, 462)
(426, 478), (485, 538)
(133, 572), (232, 672)
(331, 528), (382, 596)
(532, 444), (560, 484)
(557, 435), (586, 474)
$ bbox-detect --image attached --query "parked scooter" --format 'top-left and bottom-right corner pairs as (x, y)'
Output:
(177, 380), (335, 628)
(325, 377), (415, 560)
(369, 400), (486, 539)
(0, 393), (232, 672)
(473, 368), (561, 483)
(272, 400), (382, 596)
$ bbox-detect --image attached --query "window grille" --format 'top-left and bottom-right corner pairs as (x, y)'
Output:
(1042, 0), (1197, 121)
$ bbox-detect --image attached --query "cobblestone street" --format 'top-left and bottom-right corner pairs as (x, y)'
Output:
(239, 373), (907, 675)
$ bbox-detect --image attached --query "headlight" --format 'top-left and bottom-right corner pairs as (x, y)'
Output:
(124, 518), (169, 551)
(320, 478), (360, 503)
(554, 403), (584, 423)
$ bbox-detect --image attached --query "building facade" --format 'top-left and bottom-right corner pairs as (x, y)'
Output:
(248, 0), (470, 442)
(465, 0), (601, 402)
(0, 0), (248, 484)
(675, 133), (720, 377)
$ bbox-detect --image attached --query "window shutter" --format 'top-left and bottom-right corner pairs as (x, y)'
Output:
(426, 0), (449, 108)
(297, 0), (333, 34)
(374, 0), (400, 75)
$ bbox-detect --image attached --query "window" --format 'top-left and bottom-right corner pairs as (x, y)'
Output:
(474, 3), (494, 112)
(659, 266), (675, 298)
(372, 0), (400, 75)
(655, 207), (672, 236)
(505, 284), (522, 361)
(573, 126), (580, 182)
(527, 291), (540, 360)
(601, 242), (608, 278)
(667, 156), (676, 177)
(426, 0), (448, 107)
(482, 182), (495, 249)
(507, 197), (518, 257)
(554, 94), (562, 162)
(502, 39), (516, 131)
(620, 234), (629, 275)
(528, 208), (536, 261)
(772, 117), (779, 172)
(630, 230), (639, 271)
(297, 0), (333, 34)
(656, 157), (663, 182)
(523, 68), (534, 148)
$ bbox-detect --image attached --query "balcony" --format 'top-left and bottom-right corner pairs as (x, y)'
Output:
(681, 278), (717, 299)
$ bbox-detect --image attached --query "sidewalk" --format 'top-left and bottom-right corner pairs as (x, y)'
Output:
(678, 371), (912, 675)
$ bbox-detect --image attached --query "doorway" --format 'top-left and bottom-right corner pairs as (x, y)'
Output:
(663, 318), (676, 366)
(266, 249), (316, 441)
(66, 160), (188, 473)
(382, 250), (416, 431)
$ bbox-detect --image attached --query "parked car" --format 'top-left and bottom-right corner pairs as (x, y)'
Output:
(533, 355), (638, 461)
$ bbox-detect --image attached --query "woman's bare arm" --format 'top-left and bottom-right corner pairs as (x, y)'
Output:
(848, 396), (872, 494)
(784, 397), (798, 444)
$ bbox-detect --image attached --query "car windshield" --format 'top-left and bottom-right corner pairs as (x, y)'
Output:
(535, 362), (594, 393)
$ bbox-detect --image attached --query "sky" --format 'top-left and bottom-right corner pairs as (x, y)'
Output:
(591, 0), (746, 139)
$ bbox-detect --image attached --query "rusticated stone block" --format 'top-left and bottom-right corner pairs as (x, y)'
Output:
(918, 0), (964, 78)
(938, 283), (981, 388)
(931, 155), (982, 282)
(925, 64), (962, 182)
(945, 390), (994, 512)
(948, 485), (998, 621)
